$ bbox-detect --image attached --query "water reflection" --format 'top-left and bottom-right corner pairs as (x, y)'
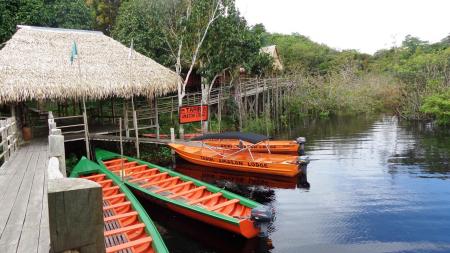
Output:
(175, 160), (308, 187)
(141, 115), (450, 253)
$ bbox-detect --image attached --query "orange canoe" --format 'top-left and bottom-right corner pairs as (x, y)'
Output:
(169, 143), (309, 177)
(203, 139), (300, 153)
(96, 149), (274, 239)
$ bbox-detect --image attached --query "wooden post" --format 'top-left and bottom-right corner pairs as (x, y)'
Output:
(255, 80), (259, 118)
(263, 79), (266, 115)
(179, 127), (184, 140)
(275, 78), (279, 132)
(124, 101), (130, 138)
(170, 97), (174, 123)
(1, 120), (9, 162)
(170, 128), (175, 143)
(170, 127), (176, 165)
(119, 118), (124, 181)
(48, 176), (104, 253)
(237, 79), (243, 131)
(10, 107), (18, 152)
(48, 128), (66, 176)
(154, 97), (160, 140)
(218, 85), (222, 132)
(130, 97), (139, 158)
(243, 79), (248, 123)
(82, 97), (90, 160)
(132, 110), (140, 159)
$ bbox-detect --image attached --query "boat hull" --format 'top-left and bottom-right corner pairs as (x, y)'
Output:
(170, 143), (300, 177)
(95, 149), (266, 239)
(132, 188), (259, 238)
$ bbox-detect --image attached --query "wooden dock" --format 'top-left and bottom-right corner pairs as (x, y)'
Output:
(0, 139), (50, 253)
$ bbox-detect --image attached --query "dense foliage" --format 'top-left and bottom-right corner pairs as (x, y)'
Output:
(0, 0), (93, 43)
(85, 0), (121, 34)
(112, 0), (270, 80)
(265, 31), (449, 125)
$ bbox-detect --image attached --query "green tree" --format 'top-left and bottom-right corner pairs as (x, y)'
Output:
(0, 1), (19, 44)
(266, 33), (337, 74)
(0, 0), (93, 44)
(401, 35), (428, 55)
(85, 0), (121, 34)
(50, 0), (93, 30)
(421, 89), (450, 125)
(112, 0), (178, 66)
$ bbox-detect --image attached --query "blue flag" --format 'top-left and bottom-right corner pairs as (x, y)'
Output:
(70, 41), (78, 64)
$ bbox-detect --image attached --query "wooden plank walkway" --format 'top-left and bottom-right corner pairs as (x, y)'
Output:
(0, 140), (50, 253)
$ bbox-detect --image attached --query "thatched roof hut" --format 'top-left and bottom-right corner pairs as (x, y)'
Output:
(260, 45), (284, 71)
(0, 25), (179, 104)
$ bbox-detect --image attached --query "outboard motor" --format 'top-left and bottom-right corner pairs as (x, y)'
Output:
(296, 137), (306, 155)
(297, 155), (310, 188)
(251, 205), (274, 237)
(297, 155), (310, 173)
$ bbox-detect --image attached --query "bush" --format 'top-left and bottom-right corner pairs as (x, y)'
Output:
(243, 116), (274, 135)
(421, 90), (450, 125)
(285, 72), (401, 119)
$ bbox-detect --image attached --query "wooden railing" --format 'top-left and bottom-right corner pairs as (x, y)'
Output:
(0, 116), (18, 165)
(154, 76), (294, 113)
(48, 111), (90, 159)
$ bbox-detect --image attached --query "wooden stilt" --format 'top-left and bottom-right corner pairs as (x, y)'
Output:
(218, 85), (222, 132)
(255, 80), (259, 118)
(124, 101), (129, 138)
(82, 97), (90, 160)
(119, 117), (124, 181)
(154, 96), (159, 140)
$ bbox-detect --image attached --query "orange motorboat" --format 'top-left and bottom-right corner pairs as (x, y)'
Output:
(170, 132), (309, 177)
(169, 142), (307, 177)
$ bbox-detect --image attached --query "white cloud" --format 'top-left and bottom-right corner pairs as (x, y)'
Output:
(236, 0), (450, 54)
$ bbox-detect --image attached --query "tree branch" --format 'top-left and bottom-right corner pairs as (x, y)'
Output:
(182, 0), (221, 91)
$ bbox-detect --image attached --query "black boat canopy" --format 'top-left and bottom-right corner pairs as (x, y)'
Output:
(192, 132), (269, 144)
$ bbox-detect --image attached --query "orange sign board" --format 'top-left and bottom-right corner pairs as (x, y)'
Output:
(179, 105), (208, 124)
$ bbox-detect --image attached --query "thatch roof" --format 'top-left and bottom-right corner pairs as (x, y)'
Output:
(0, 25), (180, 104)
(260, 45), (284, 71)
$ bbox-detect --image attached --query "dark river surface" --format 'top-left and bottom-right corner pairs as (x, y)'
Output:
(140, 115), (450, 253)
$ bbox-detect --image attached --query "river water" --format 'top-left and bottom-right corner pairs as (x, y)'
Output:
(141, 115), (450, 253)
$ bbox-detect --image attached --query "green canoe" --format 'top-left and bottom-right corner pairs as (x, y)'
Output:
(95, 148), (273, 239)
(71, 157), (169, 253)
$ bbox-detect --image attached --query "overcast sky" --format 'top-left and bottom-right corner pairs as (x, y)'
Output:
(235, 0), (450, 54)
